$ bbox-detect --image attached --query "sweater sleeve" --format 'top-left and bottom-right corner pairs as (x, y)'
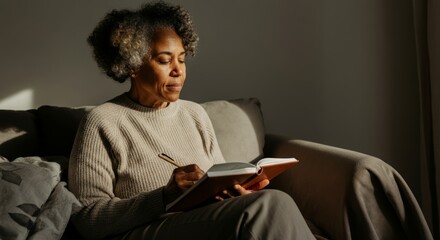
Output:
(68, 110), (166, 240)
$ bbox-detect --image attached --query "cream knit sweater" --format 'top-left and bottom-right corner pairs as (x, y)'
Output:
(68, 93), (225, 239)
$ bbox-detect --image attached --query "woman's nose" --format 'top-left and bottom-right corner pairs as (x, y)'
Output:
(171, 61), (183, 76)
(173, 68), (183, 76)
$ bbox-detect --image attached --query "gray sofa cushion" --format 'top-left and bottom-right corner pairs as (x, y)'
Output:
(0, 110), (40, 160)
(37, 106), (94, 158)
(201, 98), (265, 163)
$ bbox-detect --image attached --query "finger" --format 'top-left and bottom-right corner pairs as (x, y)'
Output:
(174, 172), (194, 189)
(248, 179), (270, 191)
(222, 189), (236, 198)
(174, 168), (203, 185)
(233, 184), (253, 195)
(186, 179), (198, 187)
(175, 181), (194, 189)
(215, 195), (224, 201)
(182, 164), (204, 174)
(178, 164), (204, 183)
(186, 171), (204, 181)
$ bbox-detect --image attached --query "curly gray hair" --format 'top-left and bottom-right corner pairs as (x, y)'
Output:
(87, 2), (199, 83)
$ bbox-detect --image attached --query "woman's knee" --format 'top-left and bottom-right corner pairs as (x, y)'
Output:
(239, 190), (314, 239)
(243, 189), (299, 218)
(252, 189), (295, 207)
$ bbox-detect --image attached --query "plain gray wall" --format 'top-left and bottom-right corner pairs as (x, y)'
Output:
(0, 1), (421, 200)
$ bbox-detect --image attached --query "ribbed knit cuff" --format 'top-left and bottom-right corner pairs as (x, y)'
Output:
(139, 187), (167, 215)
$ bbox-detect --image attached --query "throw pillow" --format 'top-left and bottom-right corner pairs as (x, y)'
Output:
(201, 98), (265, 163)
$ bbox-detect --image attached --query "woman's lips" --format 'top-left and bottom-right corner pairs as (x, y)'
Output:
(166, 84), (182, 92)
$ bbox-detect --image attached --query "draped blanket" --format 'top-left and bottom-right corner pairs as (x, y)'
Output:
(265, 137), (434, 240)
(0, 156), (81, 240)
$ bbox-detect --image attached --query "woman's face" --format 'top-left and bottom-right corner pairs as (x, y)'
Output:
(130, 28), (186, 108)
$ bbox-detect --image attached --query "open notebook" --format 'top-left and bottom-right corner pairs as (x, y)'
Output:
(166, 157), (299, 212)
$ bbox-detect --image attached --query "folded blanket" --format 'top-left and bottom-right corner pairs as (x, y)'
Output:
(0, 156), (81, 240)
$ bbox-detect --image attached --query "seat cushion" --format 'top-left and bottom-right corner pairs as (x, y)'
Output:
(201, 98), (265, 163)
(0, 109), (41, 159)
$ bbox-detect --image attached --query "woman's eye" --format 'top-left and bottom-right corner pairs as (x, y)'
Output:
(178, 58), (186, 64)
(158, 59), (171, 64)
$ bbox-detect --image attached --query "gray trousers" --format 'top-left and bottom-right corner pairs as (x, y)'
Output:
(116, 189), (315, 240)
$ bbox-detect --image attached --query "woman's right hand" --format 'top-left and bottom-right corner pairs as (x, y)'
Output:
(163, 164), (204, 204)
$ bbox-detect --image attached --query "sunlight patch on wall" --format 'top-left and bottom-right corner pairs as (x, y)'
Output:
(0, 89), (34, 110)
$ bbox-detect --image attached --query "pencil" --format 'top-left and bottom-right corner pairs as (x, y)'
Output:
(158, 153), (182, 168)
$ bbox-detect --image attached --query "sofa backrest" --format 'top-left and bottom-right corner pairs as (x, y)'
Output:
(201, 98), (265, 163)
(0, 98), (265, 163)
(0, 109), (41, 160)
(37, 105), (95, 158)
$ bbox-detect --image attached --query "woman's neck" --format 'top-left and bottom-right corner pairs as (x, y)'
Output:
(127, 89), (169, 109)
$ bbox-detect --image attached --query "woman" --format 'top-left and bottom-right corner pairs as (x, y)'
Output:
(69, 2), (315, 239)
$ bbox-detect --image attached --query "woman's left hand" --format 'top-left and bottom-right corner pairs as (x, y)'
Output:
(233, 179), (270, 195)
(216, 179), (270, 200)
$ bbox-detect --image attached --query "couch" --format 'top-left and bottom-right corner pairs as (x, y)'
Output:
(0, 98), (433, 240)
